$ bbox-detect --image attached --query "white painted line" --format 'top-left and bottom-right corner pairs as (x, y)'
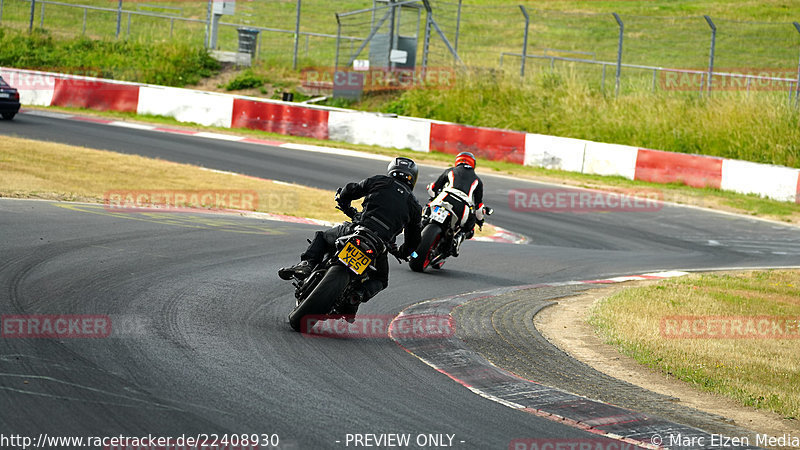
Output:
(199, 167), (242, 176)
(109, 121), (156, 130)
(640, 271), (690, 278)
(279, 142), (393, 161)
(193, 132), (246, 141)
(600, 276), (651, 282)
(20, 109), (72, 119)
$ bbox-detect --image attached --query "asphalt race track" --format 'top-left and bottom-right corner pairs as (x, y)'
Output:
(1, 111), (799, 448)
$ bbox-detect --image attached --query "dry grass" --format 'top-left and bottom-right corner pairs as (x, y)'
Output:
(0, 135), (342, 220)
(590, 270), (800, 420)
(0, 135), (498, 236)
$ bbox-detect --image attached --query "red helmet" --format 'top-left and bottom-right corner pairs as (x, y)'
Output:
(455, 151), (476, 168)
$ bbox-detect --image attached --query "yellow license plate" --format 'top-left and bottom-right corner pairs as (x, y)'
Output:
(337, 241), (373, 274)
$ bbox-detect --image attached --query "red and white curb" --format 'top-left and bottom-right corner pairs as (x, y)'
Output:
(389, 271), (692, 450)
(472, 225), (529, 244)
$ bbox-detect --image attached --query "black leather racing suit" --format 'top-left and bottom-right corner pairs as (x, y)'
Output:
(428, 164), (485, 235)
(300, 175), (422, 300)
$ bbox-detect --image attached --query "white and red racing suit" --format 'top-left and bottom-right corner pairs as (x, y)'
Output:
(427, 163), (485, 237)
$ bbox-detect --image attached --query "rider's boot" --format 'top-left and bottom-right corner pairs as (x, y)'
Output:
(337, 289), (365, 323)
(465, 227), (475, 240)
(451, 232), (465, 257)
(278, 260), (313, 280)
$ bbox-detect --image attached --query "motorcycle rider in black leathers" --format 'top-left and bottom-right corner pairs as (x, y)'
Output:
(426, 151), (486, 256)
(278, 157), (422, 317)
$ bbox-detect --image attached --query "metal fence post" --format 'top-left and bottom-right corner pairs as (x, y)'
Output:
(0, 0), (4, 24)
(422, 6), (432, 75)
(335, 13), (341, 68)
(454, 0), (462, 53)
(116, 0), (123, 38)
(28, 0), (35, 31)
(82, 8), (87, 34)
(292, 0), (301, 70)
(704, 15), (716, 96)
(388, 0), (396, 69)
(204, 0), (211, 48)
(421, 0), (463, 66)
(39, 1), (44, 27)
(519, 5), (529, 77)
(793, 22), (800, 106)
(612, 12), (623, 97)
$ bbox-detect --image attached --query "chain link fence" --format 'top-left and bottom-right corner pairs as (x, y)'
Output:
(1, 0), (799, 100)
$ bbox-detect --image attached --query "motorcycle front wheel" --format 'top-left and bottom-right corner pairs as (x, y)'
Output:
(409, 224), (443, 273)
(288, 264), (350, 332)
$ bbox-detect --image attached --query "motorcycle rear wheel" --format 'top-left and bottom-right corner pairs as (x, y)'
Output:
(288, 264), (350, 332)
(409, 224), (442, 273)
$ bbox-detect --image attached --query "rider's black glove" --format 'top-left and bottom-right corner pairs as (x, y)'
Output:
(335, 188), (348, 207)
(397, 243), (413, 259)
(335, 189), (357, 219)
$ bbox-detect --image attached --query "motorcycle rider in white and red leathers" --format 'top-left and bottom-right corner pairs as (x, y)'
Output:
(426, 152), (486, 256)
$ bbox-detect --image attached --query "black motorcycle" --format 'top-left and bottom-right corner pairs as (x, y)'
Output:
(286, 206), (403, 332)
(409, 197), (492, 272)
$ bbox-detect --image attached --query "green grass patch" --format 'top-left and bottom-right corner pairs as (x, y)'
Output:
(223, 69), (267, 91)
(590, 270), (800, 419)
(0, 28), (219, 86)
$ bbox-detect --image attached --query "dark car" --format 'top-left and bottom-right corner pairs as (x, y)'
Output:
(0, 76), (21, 120)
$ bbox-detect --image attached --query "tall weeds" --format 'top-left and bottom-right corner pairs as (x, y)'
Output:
(385, 68), (800, 168)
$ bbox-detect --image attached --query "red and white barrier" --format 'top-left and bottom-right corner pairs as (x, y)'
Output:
(523, 133), (587, 173)
(328, 111), (431, 152)
(721, 159), (800, 203)
(430, 123), (526, 165)
(582, 141), (639, 180)
(138, 86), (234, 128)
(0, 68), (56, 106)
(3, 66), (799, 203)
(634, 148), (722, 189)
